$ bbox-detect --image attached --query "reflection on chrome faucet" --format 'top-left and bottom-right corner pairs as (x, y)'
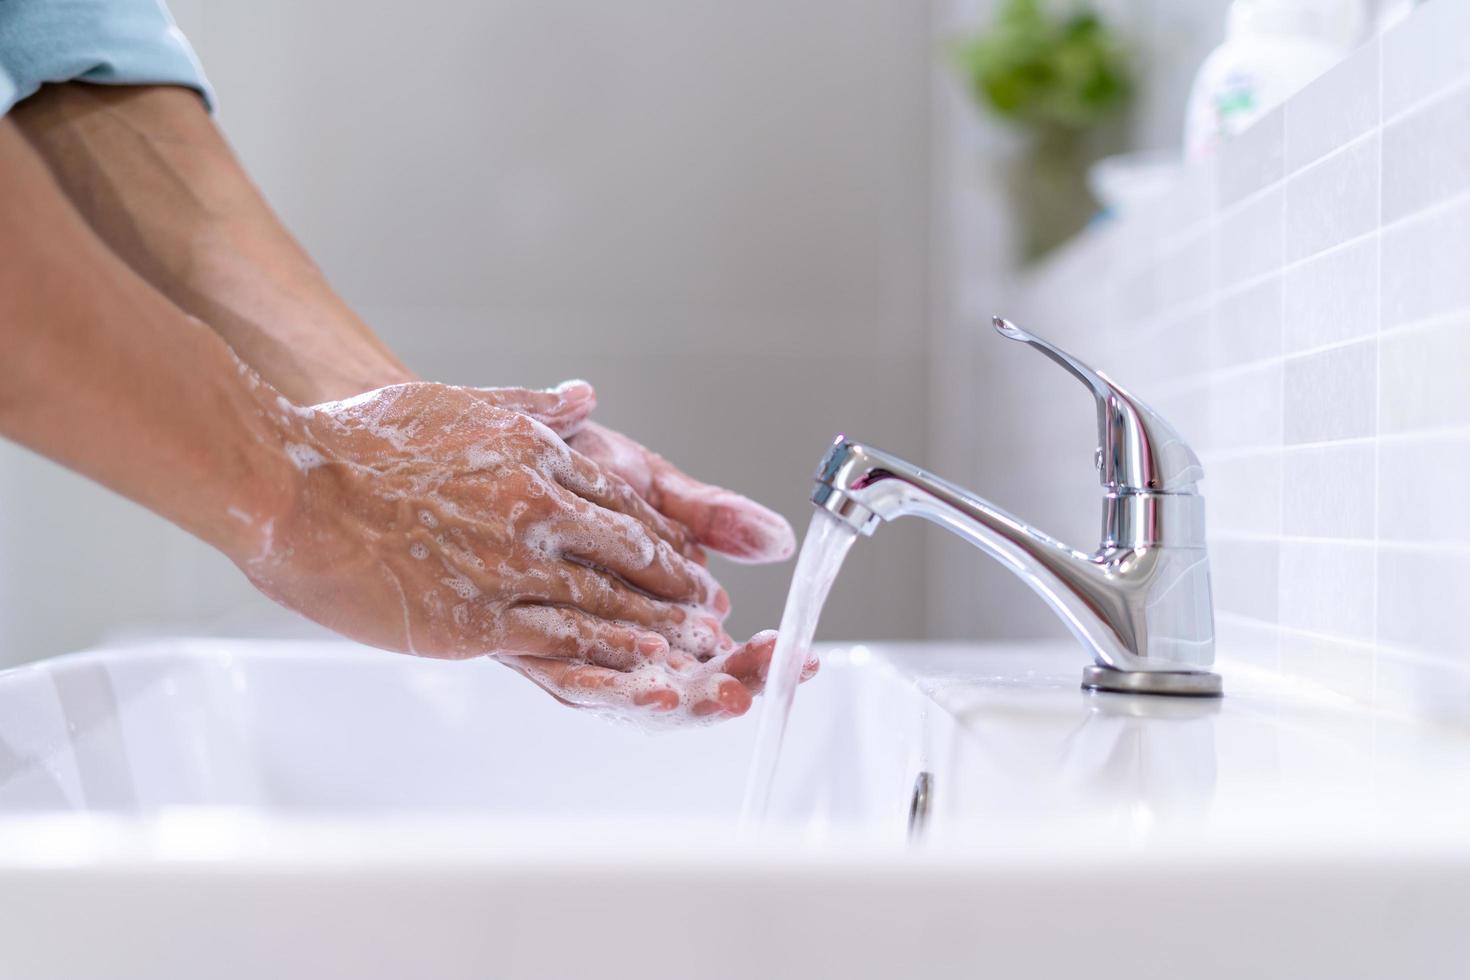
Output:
(810, 317), (1221, 697)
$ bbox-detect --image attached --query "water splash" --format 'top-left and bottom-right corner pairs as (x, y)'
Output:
(740, 511), (858, 828)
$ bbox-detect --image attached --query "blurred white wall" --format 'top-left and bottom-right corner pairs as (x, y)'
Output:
(0, 1), (935, 664)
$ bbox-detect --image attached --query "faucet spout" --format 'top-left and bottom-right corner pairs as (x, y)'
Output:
(813, 436), (1219, 696)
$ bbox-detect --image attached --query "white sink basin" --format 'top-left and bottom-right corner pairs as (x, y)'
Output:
(0, 638), (921, 832)
(0, 638), (1467, 979)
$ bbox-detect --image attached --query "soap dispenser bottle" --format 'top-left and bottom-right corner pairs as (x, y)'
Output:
(1184, 0), (1366, 160)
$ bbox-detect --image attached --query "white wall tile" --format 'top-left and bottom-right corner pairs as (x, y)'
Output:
(1383, 81), (1470, 223)
(1212, 276), (1282, 369)
(1212, 540), (1280, 621)
(1284, 340), (1378, 444)
(1378, 436), (1470, 545)
(1158, 230), (1214, 313)
(1285, 136), (1380, 262)
(1206, 451), (1282, 536)
(1282, 443), (1376, 539)
(1215, 615), (1282, 673)
(1151, 308), (1213, 383)
(1377, 546), (1470, 655)
(1217, 108), (1284, 207)
(1378, 317), (1470, 432)
(1209, 363), (1283, 450)
(1150, 384), (1213, 456)
(1114, 262), (1162, 323)
(1381, 199), (1470, 326)
(1282, 235), (1378, 353)
(1215, 187), (1283, 290)
(1156, 156), (1216, 239)
(1382, 0), (1470, 117)
(1280, 542), (1376, 639)
(1286, 40), (1380, 173)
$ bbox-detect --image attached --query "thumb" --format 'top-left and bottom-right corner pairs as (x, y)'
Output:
(465, 379), (596, 436)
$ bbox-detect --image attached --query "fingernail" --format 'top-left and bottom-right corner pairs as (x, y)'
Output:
(739, 507), (796, 559)
(634, 688), (679, 712)
(714, 588), (731, 616)
(554, 379), (594, 404)
(718, 679), (752, 715)
(691, 699), (723, 718)
(637, 633), (668, 657)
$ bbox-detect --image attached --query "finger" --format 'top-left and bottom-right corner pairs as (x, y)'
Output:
(524, 560), (728, 658)
(500, 654), (753, 722)
(464, 379), (596, 436)
(569, 423), (795, 563)
(716, 630), (818, 695)
(649, 469), (796, 565)
(688, 669), (754, 718)
(537, 483), (726, 613)
(498, 604), (669, 671)
(555, 444), (703, 563)
(499, 655), (682, 713)
(719, 631), (777, 685)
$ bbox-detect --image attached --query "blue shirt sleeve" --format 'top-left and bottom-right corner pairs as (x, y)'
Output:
(0, 0), (213, 117)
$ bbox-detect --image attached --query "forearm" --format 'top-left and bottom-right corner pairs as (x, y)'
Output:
(8, 86), (795, 566)
(9, 83), (412, 404)
(0, 119), (296, 560)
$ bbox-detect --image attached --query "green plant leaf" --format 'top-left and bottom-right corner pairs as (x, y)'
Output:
(951, 0), (1132, 131)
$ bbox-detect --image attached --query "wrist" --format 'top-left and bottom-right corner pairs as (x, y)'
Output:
(203, 377), (311, 567)
(307, 362), (417, 404)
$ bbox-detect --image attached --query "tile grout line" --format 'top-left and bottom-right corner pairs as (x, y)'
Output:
(1092, 84), (1470, 303)
(1277, 622), (1378, 653)
(1375, 641), (1470, 676)
(1380, 58), (1470, 129)
(1133, 307), (1464, 403)
(1275, 97), (1289, 675)
(1211, 531), (1470, 555)
(1372, 34), (1386, 711)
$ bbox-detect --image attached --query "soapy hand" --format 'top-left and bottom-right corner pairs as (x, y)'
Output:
(502, 630), (818, 729)
(237, 381), (776, 722)
(467, 386), (797, 565)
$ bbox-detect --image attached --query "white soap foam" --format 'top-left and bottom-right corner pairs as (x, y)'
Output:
(440, 573), (480, 601)
(283, 443), (326, 471)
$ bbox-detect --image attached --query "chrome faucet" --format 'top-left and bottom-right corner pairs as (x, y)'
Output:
(812, 317), (1220, 697)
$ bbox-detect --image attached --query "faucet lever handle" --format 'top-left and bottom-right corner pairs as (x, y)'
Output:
(992, 317), (1203, 493)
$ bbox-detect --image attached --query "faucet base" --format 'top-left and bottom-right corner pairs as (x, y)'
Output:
(1081, 665), (1223, 698)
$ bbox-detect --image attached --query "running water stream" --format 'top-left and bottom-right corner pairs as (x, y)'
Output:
(740, 510), (858, 827)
